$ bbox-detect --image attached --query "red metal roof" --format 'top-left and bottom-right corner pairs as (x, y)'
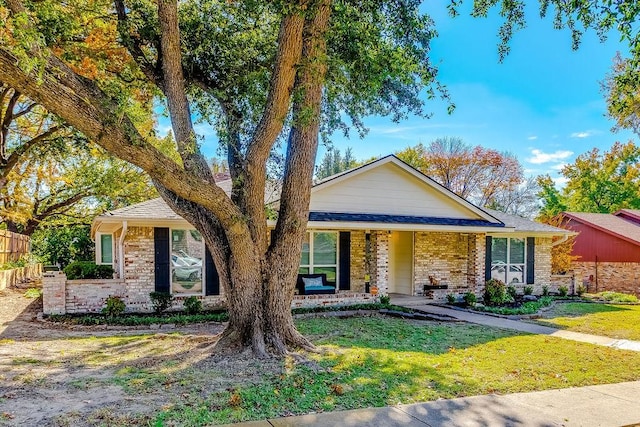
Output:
(563, 212), (640, 247)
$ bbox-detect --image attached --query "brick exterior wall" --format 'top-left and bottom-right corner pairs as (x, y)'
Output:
(42, 271), (66, 315)
(349, 231), (367, 292)
(374, 231), (389, 294)
(573, 261), (640, 296)
(533, 237), (553, 293)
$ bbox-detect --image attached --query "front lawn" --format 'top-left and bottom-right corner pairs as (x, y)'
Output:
(532, 302), (640, 340)
(5, 316), (640, 426)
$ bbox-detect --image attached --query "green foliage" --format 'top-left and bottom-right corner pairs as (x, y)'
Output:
(315, 148), (361, 179)
(537, 142), (640, 217)
(291, 303), (413, 315)
(446, 293), (456, 304)
(507, 285), (517, 299)
(31, 225), (93, 268)
(463, 292), (477, 307)
(590, 292), (638, 303)
(23, 288), (42, 298)
(558, 286), (569, 297)
(542, 285), (550, 296)
(483, 279), (513, 307)
(0, 257), (30, 270)
(379, 294), (391, 306)
(48, 311), (229, 326)
(183, 296), (202, 315)
(102, 296), (126, 317)
(149, 292), (174, 314)
(524, 285), (534, 296)
(476, 297), (554, 316)
(63, 261), (114, 280)
(576, 284), (587, 297)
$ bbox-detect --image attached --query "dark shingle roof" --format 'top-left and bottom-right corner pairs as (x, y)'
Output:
(308, 212), (504, 227)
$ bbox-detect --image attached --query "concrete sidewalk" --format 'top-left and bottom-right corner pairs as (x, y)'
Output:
(392, 295), (640, 352)
(223, 381), (640, 426)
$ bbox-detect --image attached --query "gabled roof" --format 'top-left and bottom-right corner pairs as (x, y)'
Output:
(308, 155), (503, 225)
(615, 209), (640, 224)
(563, 212), (640, 246)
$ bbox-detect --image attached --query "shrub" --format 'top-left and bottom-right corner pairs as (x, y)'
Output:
(507, 285), (517, 299)
(183, 296), (202, 315)
(483, 279), (512, 306)
(558, 285), (569, 297)
(23, 288), (42, 298)
(63, 261), (114, 280)
(102, 296), (126, 317)
(542, 285), (549, 296)
(463, 292), (477, 307)
(593, 291), (638, 303)
(524, 285), (534, 296)
(446, 293), (456, 304)
(379, 294), (391, 305)
(576, 284), (587, 297)
(149, 292), (174, 314)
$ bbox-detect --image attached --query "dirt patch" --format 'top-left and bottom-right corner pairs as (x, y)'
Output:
(0, 288), (279, 426)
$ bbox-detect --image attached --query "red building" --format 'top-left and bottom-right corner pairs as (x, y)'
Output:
(562, 210), (640, 295)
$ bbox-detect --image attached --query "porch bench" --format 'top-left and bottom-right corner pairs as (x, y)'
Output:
(423, 284), (448, 291)
(297, 273), (336, 295)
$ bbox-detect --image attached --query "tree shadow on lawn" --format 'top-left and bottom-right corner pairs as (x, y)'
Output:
(538, 301), (632, 319)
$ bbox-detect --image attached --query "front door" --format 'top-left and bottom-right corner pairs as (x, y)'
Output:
(389, 231), (414, 294)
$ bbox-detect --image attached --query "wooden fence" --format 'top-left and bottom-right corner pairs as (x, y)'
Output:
(0, 230), (30, 264)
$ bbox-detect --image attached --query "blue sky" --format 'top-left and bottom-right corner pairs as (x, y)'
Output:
(165, 1), (636, 185)
(323, 0), (636, 184)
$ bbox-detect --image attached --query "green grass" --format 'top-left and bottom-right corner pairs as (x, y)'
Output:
(533, 302), (640, 340)
(152, 317), (640, 425)
(23, 288), (42, 298)
(587, 292), (639, 303)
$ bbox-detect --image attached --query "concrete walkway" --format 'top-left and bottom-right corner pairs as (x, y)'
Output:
(224, 380), (640, 426)
(391, 295), (640, 352)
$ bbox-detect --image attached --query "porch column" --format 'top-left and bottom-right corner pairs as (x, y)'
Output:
(43, 271), (67, 315)
(375, 231), (389, 294)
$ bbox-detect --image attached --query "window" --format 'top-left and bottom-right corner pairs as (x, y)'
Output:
(490, 237), (525, 284)
(96, 233), (114, 265)
(171, 229), (204, 295)
(299, 231), (338, 283)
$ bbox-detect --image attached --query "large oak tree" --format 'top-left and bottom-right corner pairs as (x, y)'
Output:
(1, 0), (639, 356)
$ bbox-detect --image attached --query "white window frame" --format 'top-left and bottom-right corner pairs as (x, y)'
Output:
(170, 228), (206, 296)
(299, 230), (339, 285)
(95, 232), (115, 266)
(491, 237), (526, 285)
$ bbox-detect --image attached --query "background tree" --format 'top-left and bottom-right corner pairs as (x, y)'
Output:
(538, 142), (640, 216)
(1, 142), (155, 236)
(2, 0), (640, 357)
(396, 137), (524, 208)
(315, 147), (359, 179)
(31, 225), (94, 268)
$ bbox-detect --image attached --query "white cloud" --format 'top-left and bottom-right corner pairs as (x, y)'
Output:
(527, 135), (538, 141)
(551, 163), (567, 171)
(553, 176), (569, 187)
(570, 131), (592, 138)
(527, 149), (573, 164)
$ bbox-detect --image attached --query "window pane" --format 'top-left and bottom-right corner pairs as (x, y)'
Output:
(298, 267), (309, 275)
(171, 229), (203, 294)
(313, 266), (336, 283)
(508, 265), (524, 284)
(300, 233), (310, 265)
(491, 238), (507, 263)
(100, 234), (113, 264)
(313, 232), (337, 265)
(510, 238), (525, 264)
(490, 263), (507, 283)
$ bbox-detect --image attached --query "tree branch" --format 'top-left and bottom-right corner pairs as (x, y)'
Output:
(157, 0), (214, 185)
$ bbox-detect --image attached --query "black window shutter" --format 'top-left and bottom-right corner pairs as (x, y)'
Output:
(484, 236), (492, 281)
(154, 227), (170, 293)
(526, 237), (535, 284)
(205, 246), (220, 296)
(339, 231), (351, 290)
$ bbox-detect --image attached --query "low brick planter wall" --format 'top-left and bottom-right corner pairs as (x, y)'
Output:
(0, 264), (42, 290)
(291, 292), (378, 309)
